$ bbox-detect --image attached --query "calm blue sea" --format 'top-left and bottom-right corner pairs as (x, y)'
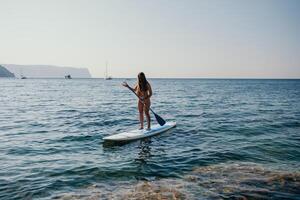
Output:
(0, 79), (299, 199)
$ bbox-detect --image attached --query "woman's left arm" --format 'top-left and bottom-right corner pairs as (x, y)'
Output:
(146, 83), (152, 99)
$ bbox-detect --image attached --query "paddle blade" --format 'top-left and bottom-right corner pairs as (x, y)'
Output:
(153, 112), (166, 126)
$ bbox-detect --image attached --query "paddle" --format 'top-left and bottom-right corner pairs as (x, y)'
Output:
(123, 83), (166, 126)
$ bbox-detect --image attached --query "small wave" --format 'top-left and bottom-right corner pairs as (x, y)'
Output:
(57, 135), (93, 143)
(56, 109), (79, 113)
(175, 114), (203, 118)
(270, 121), (300, 129)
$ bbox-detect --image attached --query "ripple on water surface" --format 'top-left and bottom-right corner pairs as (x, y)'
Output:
(0, 79), (300, 199)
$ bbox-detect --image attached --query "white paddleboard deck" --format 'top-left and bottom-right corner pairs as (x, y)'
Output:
(103, 121), (176, 142)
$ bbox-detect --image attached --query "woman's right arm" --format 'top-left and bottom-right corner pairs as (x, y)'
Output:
(122, 82), (137, 92)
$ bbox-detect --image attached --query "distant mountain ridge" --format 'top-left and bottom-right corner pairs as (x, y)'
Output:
(3, 64), (91, 78)
(0, 65), (15, 77)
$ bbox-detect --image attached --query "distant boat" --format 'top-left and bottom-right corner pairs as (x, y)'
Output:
(65, 74), (72, 79)
(104, 62), (112, 80)
(20, 68), (27, 79)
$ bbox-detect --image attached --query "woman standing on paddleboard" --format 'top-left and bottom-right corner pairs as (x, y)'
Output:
(122, 72), (152, 130)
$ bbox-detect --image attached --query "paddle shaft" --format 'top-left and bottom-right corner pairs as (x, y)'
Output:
(127, 86), (155, 113)
(124, 83), (166, 126)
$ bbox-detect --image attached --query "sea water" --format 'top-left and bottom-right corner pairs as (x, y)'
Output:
(0, 79), (299, 199)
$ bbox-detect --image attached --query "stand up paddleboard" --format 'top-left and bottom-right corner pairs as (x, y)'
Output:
(103, 121), (176, 142)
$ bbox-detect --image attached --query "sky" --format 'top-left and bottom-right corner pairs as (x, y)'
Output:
(0, 0), (299, 78)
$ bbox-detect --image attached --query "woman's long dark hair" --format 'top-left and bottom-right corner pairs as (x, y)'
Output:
(138, 72), (148, 92)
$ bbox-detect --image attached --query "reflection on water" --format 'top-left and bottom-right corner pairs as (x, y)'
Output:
(136, 139), (152, 163)
(53, 162), (300, 200)
(135, 139), (153, 181)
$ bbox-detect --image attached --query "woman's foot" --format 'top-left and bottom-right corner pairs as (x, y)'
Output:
(146, 128), (151, 131)
(139, 127), (144, 130)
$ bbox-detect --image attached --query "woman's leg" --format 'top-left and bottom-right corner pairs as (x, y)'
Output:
(144, 100), (151, 130)
(138, 101), (144, 129)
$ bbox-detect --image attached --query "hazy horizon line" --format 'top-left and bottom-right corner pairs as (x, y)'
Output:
(2, 77), (299, 80)
(1, 63), (299, 79)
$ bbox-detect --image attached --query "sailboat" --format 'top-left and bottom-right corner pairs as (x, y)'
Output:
(20, 68), (27, 79)
(65, 74), (72, 79)
(104, 62), (112, 80)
